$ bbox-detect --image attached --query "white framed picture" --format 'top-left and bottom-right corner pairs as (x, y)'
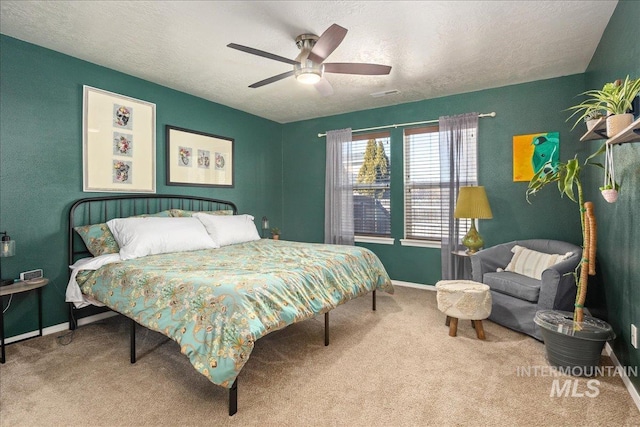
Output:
(83, 86), (156, 192)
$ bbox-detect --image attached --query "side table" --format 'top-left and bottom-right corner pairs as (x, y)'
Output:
(0, 278), (48, 363)
(451, 250), (473, 280)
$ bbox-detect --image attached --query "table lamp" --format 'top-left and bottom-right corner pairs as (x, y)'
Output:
(454, 186), (493, 253)
(1, 231), (16, 286)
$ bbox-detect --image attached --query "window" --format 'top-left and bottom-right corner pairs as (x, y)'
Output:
(404, 126), (477, 243)
(346, 132), (391, 237)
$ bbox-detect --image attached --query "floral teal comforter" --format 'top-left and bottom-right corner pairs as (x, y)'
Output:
(76, 239), (393, 388)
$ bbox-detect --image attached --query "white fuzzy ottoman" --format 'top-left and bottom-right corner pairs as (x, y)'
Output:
(435, 280), (492, 340)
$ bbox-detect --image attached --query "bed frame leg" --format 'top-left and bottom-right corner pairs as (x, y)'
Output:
(130, 319), (136, 364)
(324, 312), (329, 346)
(68, 304), (77, 330)
(229, 379), (238, 416)
(372, 290), (376, 311)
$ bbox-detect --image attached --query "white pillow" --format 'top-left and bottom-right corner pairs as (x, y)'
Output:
(193, 213), (261, 247)
(505, 245), (572, 280)
(106, 217), (218, 260)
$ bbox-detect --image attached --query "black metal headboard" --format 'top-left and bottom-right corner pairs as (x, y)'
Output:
(68, 194), (238, 265)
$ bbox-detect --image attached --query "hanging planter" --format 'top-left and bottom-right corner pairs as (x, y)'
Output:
(599, 143), (620, 203)
(601, 188), (618, 203)
(600, 188), (618, 203)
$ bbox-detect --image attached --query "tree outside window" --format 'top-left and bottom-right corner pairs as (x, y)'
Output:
(351, 134), (391, 236)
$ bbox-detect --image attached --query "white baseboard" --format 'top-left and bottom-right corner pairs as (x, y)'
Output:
(604, 342), (640, 412)
(391, 279), (436, 291)
(3, 311), (118, 345)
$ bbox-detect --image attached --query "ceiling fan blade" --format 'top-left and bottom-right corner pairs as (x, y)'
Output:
(324, 63), (392, 75)
(249, 70), (295, 88)
(307, 24), (348, 64)
(227, 43), (299, 66)
(314, 78), (334, 97)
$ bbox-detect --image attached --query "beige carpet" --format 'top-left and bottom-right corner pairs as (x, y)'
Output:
(0, 286), (638, 426)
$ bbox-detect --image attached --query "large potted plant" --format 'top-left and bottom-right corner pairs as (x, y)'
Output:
(566, 75), (640, 137)
(526, 152), (615, 374)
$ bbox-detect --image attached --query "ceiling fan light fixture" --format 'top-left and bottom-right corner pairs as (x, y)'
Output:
(294, 62), (323, 85)
(228, 24), (391, 92)
(296, 72), (321, 85)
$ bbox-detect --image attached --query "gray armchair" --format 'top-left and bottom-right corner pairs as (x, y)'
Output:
(470, 239), (582, 340)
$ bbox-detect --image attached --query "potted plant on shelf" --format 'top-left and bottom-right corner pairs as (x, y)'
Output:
(566, 75), (640, 137)
(584, 109), (605, 132)
(270, 227), (281, 240)
(527, 152), (615, 374)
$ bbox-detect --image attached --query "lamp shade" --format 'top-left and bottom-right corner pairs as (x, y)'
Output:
(454, 186), (493, 219)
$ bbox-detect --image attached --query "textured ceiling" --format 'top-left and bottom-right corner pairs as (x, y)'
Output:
(0, 1), (617, 123)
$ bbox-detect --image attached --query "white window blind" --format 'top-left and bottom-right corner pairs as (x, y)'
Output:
(404, 125), (477, 242)
(345, 132), (391, 236)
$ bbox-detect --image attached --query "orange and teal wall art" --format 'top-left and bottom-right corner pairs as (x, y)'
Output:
(512, 132), (559, 182)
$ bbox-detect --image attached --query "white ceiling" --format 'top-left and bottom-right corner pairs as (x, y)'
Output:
(0, 1), (617, 124)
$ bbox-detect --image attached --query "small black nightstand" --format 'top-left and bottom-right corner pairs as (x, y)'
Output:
(0, 278), (48, 363)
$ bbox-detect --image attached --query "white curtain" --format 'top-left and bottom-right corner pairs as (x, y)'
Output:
(439, 113), (479, 280)
(324, 128), (354, 245)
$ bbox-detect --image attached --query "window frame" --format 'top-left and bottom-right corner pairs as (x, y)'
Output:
(402, 125), (477, 247)
(349, 131), (392, 239)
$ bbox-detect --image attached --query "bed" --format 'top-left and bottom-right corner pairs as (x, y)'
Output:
(66, 195), (393, 415)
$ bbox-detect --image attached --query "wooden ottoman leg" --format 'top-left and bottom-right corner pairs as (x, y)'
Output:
(449, 317), (458, 337)
(445, 315), (451, 327)
(475, 320), (486, 340)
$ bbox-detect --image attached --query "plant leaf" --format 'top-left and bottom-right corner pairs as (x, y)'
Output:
(588, 162), (604, 170)
(585, 143), (606, 163)
(526, 161), (563, 203)
(562, 158), (579, 202)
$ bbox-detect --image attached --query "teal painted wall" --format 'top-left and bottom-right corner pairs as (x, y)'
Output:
(282, 75), (586, 285)
(2, 2), (638, 398)
(583, 0), (640, 393)
(0, 35), (283, 338)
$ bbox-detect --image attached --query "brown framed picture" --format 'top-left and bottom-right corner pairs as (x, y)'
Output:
(166, 125), (234, 188)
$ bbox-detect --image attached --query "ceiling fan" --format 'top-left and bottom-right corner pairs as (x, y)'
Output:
(227, 23), (392, 96)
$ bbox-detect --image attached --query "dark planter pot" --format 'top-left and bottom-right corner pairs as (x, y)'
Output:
(534, 310), (615, 376)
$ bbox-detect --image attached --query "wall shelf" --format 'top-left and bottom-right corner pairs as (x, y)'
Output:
(580, 117), (640, 145)
(580, 117), (607, 142)
(606, 117), (640, 145)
